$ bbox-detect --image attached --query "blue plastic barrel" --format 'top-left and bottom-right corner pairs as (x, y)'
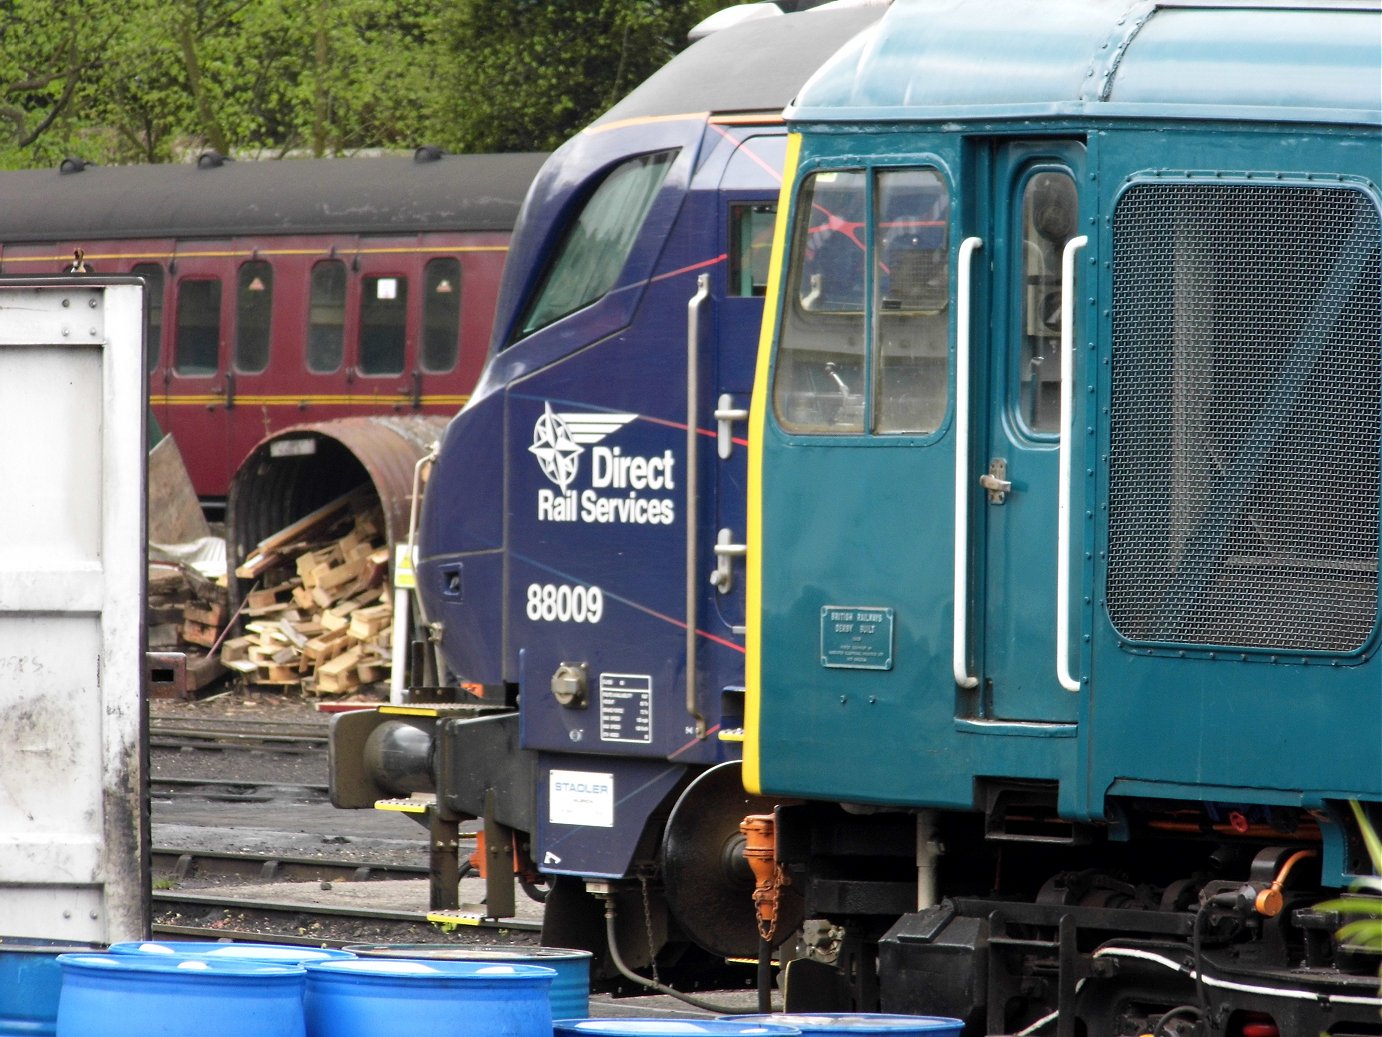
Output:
(109, 941), (355, 967)
(554, 1022), (803, 1037)
(304, 959), (555, 1037)
(722, 1015), (963, 1037)
(0, 942), (91, 1037)
(55, 953), (306, 1037)
(343, 943), (592, 1018)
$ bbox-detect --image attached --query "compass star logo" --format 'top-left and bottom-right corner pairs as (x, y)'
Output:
(530, 403), (584, 490)
(529, 403), (639, 490)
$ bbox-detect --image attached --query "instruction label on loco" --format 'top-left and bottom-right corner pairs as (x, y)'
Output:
(599, 673), (653, 744)
(820, 606), (895, 670)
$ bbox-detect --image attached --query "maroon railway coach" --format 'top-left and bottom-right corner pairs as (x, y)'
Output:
(0, 149), (546, 505)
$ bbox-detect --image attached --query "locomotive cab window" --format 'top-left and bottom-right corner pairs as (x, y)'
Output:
(422, 257), (461, 372)
(773, 166), (950, 434)
(308, 260), (346, 373)
(1016, 170), (1078, 435)
(173, 278), (222, 376)
(235, 260), (273, 374)
(516, 149), (677, 340)
(729, 204), (776, 297)
(132, 262), (164, 373)
(360, 274), (407, 376)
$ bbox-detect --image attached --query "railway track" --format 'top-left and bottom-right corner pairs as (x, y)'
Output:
(151, 888), (539, 945)
(149, 708), (514, 947)
(149, 715), (328, 753)
(151, 847), (433, 884)
(151, 777), (330, 802)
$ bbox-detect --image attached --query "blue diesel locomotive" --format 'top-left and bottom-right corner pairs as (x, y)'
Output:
(328, 0), (884, 983)
(748, 0), (1382, 1034)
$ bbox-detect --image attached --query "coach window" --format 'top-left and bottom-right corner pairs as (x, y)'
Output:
(308, 260), (346, 372)
(360, 274), (407, 375)
(517, 149), (677, 339)
(235, 260), (273, 373)
(132, 262), (164, 372)
(174, 278), (222, 376)
(773, 170), (867, 433)
(729, 204), (776, 297)
(874, 168), (950, 433)
(422, 258), (461, 372)
(1016, 170), (1078, 434)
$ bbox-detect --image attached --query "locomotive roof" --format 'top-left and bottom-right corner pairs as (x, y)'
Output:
(791, 0), (1382, 125)
(592, 5), (887, 126)
(0, 151), (550, 243)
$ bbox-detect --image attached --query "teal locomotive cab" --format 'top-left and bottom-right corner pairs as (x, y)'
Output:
(746, 0), (1382, 1029)
(748, 134), (1094, 810)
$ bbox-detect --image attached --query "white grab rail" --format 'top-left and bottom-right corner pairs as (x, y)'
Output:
(1056, 235), (1089, 693)
(953, 237), (983, 690)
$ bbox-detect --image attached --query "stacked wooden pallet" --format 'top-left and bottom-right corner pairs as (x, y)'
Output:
(148, 562), (230, 652)
(223, 487), (394, 695)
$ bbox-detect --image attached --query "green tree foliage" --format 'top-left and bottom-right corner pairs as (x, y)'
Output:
(0, 0), (121, 168)
(0, 0), (740, 169)
(431, 0), (730, 154)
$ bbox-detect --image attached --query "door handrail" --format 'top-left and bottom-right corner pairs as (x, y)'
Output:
(953, 236), (983, 690)
(686, 273), (711, 738)
(1056, 235), (1089, 693)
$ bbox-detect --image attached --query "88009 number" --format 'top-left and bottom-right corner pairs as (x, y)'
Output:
(526, 583), (604, 624)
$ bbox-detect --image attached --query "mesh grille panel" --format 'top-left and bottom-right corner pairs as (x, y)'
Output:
(1108, 183), (1381, 652)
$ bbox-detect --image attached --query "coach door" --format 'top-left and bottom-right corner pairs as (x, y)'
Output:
(348, 251), (414, 411)
(971, 142), (1088, 722)
(165, 249), (232, 496)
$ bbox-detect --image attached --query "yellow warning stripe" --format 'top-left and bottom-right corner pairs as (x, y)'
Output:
(150, 393), (471, 408)
(743, 132), (802, 796)
(709, 113), (786, 126)
(582, 112), (709, 135)
(3, 244), (507, 265)
(426, 912), (484, 927)
(374, 801), (430, 815)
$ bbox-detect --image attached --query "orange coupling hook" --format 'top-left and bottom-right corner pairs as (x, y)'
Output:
(741, 813), (789, 944)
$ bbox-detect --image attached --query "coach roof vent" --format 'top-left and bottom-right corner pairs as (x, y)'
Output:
(58, 156), (93, 175)
(414, 145), (448, 163)
(196, 150), (232, 169)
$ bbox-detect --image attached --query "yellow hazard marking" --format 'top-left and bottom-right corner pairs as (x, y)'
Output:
(743, 131), (801, 797)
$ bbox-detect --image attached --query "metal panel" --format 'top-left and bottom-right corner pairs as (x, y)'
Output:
(226, 415), (449, 576)
(0, 278), (147, 942)
(789, 0), (1381, 125)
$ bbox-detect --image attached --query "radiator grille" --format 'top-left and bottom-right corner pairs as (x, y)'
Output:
(1107, 182), (1381, 652)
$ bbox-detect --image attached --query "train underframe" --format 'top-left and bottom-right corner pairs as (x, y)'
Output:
(762, 800), (1382, 1037)
(539, 790), (1382, 1035)
(333, 706), (1382, 1035)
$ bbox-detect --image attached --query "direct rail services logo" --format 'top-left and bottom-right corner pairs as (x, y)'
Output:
(529, 402), (677, 525)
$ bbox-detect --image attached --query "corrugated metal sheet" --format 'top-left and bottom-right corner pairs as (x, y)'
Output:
(226, 415), (449, 604)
